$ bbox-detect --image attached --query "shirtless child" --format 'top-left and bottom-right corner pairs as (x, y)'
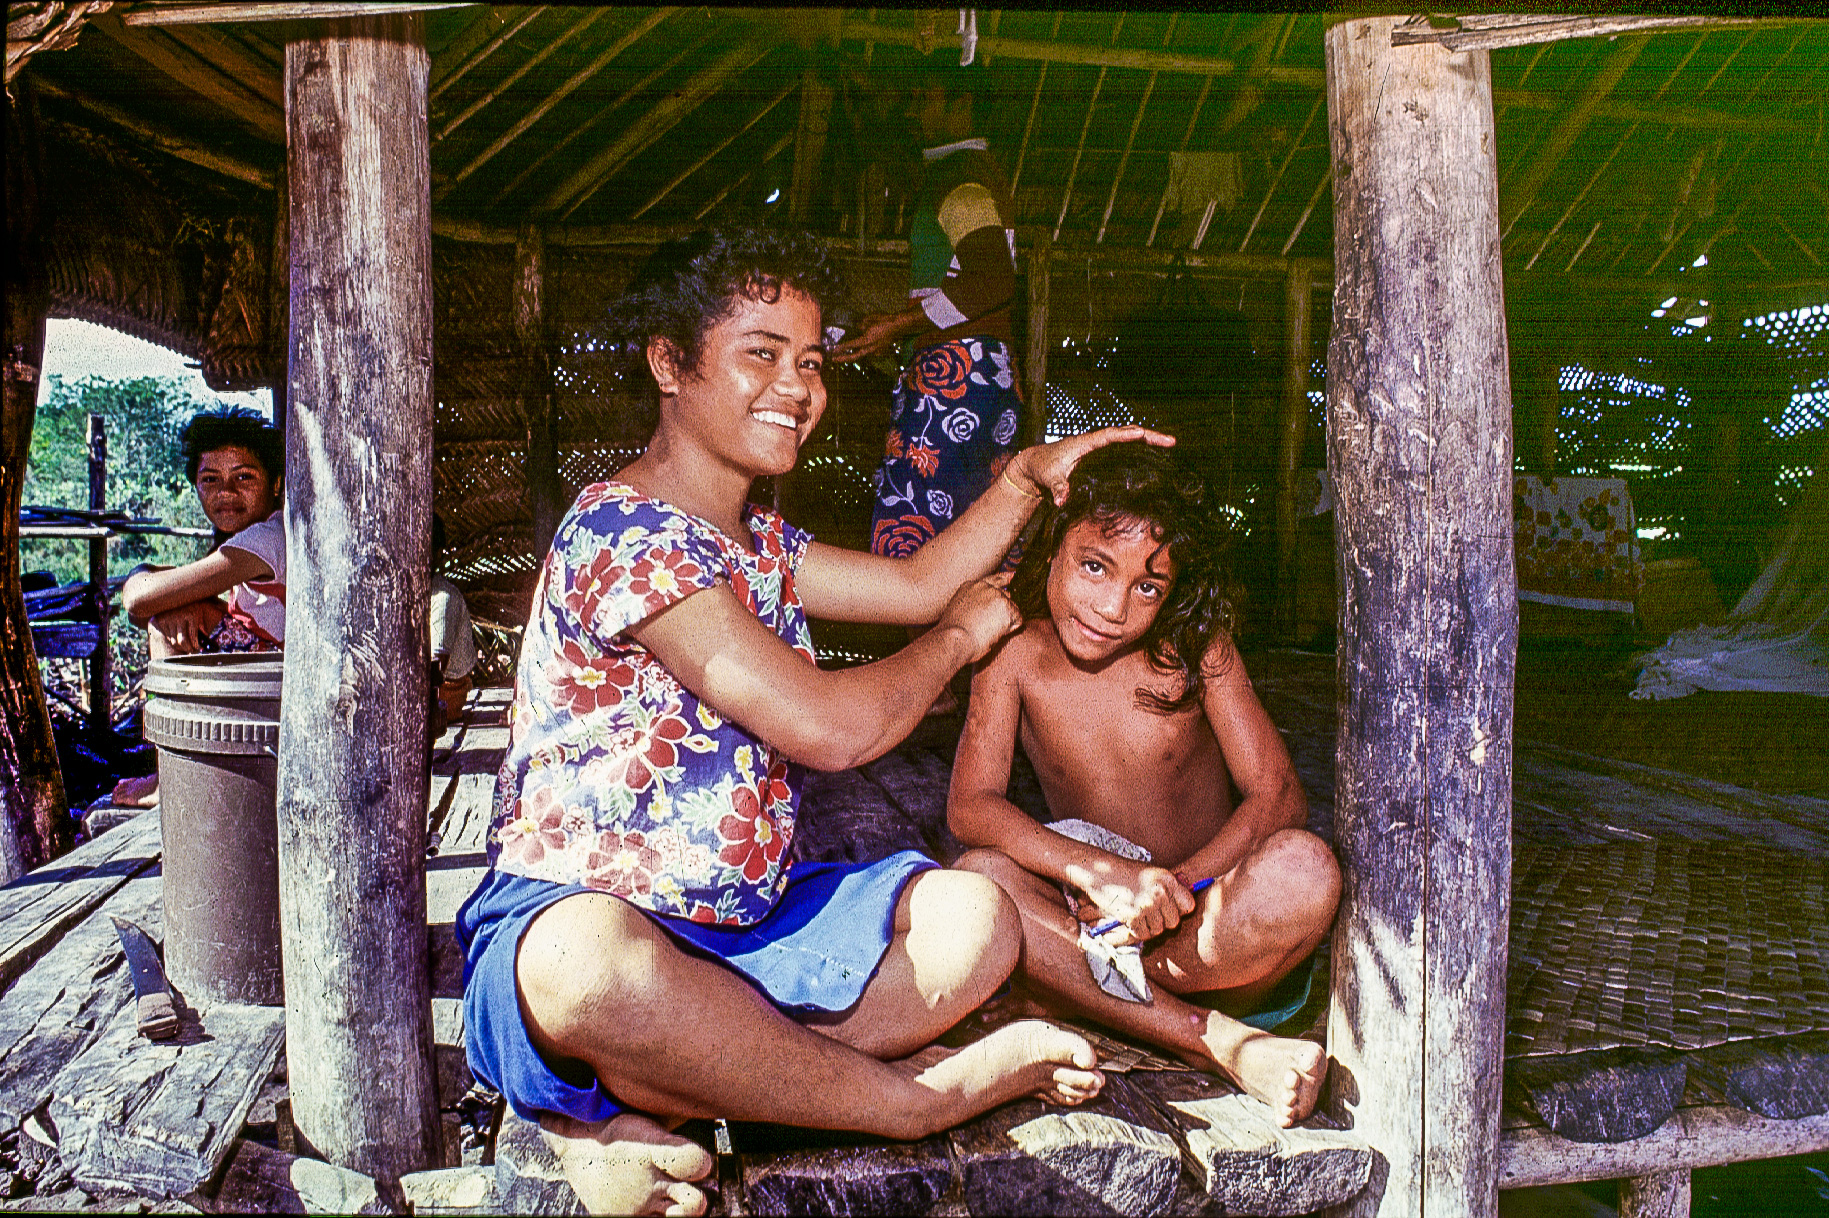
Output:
(950, 444), (1341, 1127)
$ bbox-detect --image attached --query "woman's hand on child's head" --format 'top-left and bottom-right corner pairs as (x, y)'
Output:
(938, 573), (1023, 662)
(1012, 427), (1177, 506)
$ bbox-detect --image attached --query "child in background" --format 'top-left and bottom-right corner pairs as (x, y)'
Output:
(949, 444), (1341, 1127)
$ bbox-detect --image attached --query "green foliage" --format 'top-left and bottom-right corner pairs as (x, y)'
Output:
(23, 375), (227, 708)
(22, 375), (215, 585)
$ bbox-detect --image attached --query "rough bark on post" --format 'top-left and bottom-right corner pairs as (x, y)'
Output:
(267, 171), (290, 431)
(515, 223), (559, 561)
(1322, 16), (1516, 1217)
(1, 82), (69, 883)
(278, 13), (440, 1187)
(1023, 241), (1051, 446)
(1275, 264), (1313, 642)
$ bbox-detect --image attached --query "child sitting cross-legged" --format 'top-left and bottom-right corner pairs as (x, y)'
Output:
(949, 443), (1341, 1127)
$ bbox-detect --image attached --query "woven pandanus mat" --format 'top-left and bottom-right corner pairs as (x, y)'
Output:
(1506, 838), (1829, 1058)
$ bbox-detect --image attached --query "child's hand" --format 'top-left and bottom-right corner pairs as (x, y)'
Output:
(938, 574), (1023, 661)
(1008, 427), (1177, 506)
(1081, 861), (1196, 946)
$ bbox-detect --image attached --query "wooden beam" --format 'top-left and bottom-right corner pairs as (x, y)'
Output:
(1618, 1169), (1691, 1218)
(1391, 13), (1797, 53)
(690, 130), (793, 222)
(515, 224), (558, 562)
(837, 16), (1320, 89)
(436, 7), (671, 194)
(429, 5), (544, 102)
(1146, 74), (1213, 247)
(629, 80), (795, 221)
(92, 15), (286, 142)
(1322, 17), (1515, 1217)
(1498, 35), (1648, 237)
(34, 78), (275, 187)
(788, 70), (834, 226)
(1274, 262), (1312, 642)
(433, 6), (608, 143)
(1052, 64), (1108, 243)
(1, 85), (71, 882)
(126, 2), (473, 26)
(1023, 240), (1050, 446)
(1240, 96), (1322, 253)
(279, 10), (440, 1188)
(543, 38), (777, 219)
(1500, 1107), (1829, 1188)
(479, 29), (707, 207)
(162, 21), (285, 108)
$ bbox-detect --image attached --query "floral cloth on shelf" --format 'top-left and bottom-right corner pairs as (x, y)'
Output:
(1514, 475), (1642, 613)
(486, 483), (813, 926)
(870, 337), (1021, 558)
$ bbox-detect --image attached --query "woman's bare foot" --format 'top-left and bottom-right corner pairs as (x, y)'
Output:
(1202, 1017), (1328, 1127)
(540, 1111), (714, 1217)
(899, 1019), (1104, 1123)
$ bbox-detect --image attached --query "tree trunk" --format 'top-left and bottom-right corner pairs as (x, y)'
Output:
(1, 81), (70, 883)
(1322, 17), (1517, 1217)
(278, 12), (440, 1188)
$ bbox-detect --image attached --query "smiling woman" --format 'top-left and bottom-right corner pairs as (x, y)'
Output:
(451, 226), (1172, 1215)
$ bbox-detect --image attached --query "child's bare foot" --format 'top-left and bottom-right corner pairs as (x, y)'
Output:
(540, 1110), (714, 1217)
(1204, 1019), (1328, 1127)
(900, 1019), (1104, 1121)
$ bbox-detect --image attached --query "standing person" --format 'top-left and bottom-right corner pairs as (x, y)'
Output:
(832, 61), (1024, 673)
(428, 514), (476, 736)
(456, 229), (1170, 1216)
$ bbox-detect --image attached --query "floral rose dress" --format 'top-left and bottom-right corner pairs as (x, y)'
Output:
(487, 482), (814, 925)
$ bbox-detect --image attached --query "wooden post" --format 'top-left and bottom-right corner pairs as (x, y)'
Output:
(1023, 241), (1051, 446)
(268, 170), (290, 431)
(516, 223), (559, 560)
(788, 69), (834, 226)
(86, 414), (112, 744)
(1322, 17), (1516, 1218)
(1, 81), (70, 883)
(1619, 1168), (1691, 1218)
(1275, 264), (1313, 642)
(278, 12), (440, 1187)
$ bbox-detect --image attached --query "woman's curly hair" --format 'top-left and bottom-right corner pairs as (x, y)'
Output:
(1009, 443), (1239, 714)
(607, 228), (846, 381)
(181, 409), (283, 485)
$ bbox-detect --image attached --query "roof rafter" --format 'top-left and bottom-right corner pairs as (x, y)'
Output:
(1498, 35), (1649, 238)
(91, 13), (284, 142)
(434, 6), (609, 144)
(629, 79), (796, 221)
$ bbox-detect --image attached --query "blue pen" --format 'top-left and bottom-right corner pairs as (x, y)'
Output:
(1089, 876), (1214, 938)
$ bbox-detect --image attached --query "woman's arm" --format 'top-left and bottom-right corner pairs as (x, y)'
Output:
(121, 547), (273, 623)
(1170, 647), (1308, 887)
(630, 574), (1020, 773)
(798, 426), (1173, 625)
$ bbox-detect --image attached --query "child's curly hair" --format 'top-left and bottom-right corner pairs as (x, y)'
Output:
(1009, 443), (1239, 714)
(608, 228), (846, 380)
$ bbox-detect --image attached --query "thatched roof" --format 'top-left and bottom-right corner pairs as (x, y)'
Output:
(9, 5), (1829, 620)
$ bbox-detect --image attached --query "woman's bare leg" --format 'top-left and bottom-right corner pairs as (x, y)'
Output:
(517, 890), (1103, 1214)
(956, 845), (1332, 1127)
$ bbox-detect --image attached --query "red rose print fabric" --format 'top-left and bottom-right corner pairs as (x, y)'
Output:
(870, 337), (1023, 559)
(488, 483), (814, 925)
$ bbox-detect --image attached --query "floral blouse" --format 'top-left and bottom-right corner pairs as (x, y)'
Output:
(487, 482), (813, 925)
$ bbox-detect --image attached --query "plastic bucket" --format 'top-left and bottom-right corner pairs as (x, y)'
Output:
(143, 653), (284, 1006)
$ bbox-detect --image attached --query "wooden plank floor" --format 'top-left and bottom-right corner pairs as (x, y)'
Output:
(1, 658), (1825, 1212)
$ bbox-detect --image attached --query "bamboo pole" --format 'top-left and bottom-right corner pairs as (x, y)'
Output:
(436, 7), (671, 196)
(484, 33), (706, 208)
(278, 11), (440, 1189)
(429, 5), (544, 102)
(433, 7), (607, 143)
(1274, 263), (1312, 642)
(630, 81), (795, 221)
(1279, 169), (1329, 257)
(1023, 240), (1051, 447)
(34, 77), (275, 187)
(1145, 75), (1213, 247)
(1499, 36), (1647, 238)
(1323, 17), (1515, 1216)
(546, 39), (777, 219)
(1052, 65), (1106, 243)
(1240, 96), (1322, 253)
